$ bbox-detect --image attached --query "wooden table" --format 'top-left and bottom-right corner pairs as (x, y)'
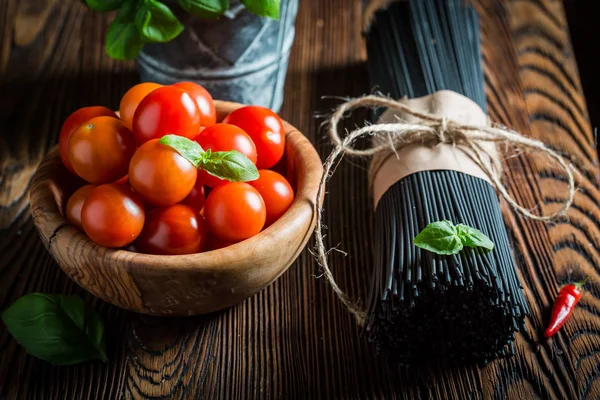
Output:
(1, 0), (599, 398)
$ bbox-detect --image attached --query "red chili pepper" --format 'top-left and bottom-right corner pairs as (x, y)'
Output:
(544, 277), (589, 338)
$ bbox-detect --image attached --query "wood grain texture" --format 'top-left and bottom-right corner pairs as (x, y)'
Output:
(0, 0), (599, 399)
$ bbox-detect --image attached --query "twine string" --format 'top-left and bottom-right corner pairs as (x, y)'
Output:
(314, 94), (577, 327)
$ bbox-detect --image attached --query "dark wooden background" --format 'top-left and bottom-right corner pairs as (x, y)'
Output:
(1, 0), (599, 399)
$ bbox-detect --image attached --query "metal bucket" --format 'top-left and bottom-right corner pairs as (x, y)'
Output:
(135, 0), (298, 112)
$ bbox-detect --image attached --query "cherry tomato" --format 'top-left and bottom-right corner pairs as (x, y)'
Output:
(204, 182), (266, 242)
(136, 204), (208, 255)
(132, 86), (201, 144)
(119, 82), (162, 130)
(181, 177), (206, 211)
(172, 82), (216, 128)
(59, 106), (116, 173)
(222, 106), (285, 169)
(68, 116), (137, 183)
(128, 139), (197, 206)
(248, 170), (294, 226)
(195, 123), (258, 187)
(65, 184), (97, 229)
(81, 183), (145, 248)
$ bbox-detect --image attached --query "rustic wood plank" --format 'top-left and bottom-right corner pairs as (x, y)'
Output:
(1, 0), (599, 399)
(0, 1), (137, 399)
(507, 2), (600, 398)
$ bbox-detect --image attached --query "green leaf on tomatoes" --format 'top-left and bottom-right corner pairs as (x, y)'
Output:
(413, 220), (494, 255)
(241, 0), (280, 19)
(159, 135), (259, 182)
(106, 0), (146, 60)
(178, 0), (230, 18)
(1, 293), (107, 366)
(85, 0), (124, 12)
(135, 0), (184, 43)
(159, 134), (205, 165)
(201, 150), (259, 182)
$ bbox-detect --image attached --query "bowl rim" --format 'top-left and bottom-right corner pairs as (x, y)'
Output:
(30, 100), (323, 275)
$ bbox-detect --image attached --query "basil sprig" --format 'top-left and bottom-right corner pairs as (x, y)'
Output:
(1, 293), (107, 366)
(159, 134), (259, 182)
(413, 220), (494, 255)
(178, 0), (230, 18)
(85, 0), (125, 12)
(87, 0), (281, 60)
(105, 0), (146, 60)
(135, 0), (185, 43)
(241, 0), (280, 19)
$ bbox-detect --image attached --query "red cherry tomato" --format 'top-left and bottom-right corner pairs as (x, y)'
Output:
(172, 82), (216, 128)
(132, 86), (201, 144)
(119, 82), (162, 130)
(181, 177), (206, 211)
(65, 184), (97, 229)
(128, 139), (197, 206)
(68, 116), (137, 183)
(59, 106), (116, 173)
(81, 183), (145, 248)
(195, 123), (258, 187)
(222, 106), (285, 169)
(204, 182), (266, 242)
(135, 204), (208, 255)
(248, 170), (294, 226)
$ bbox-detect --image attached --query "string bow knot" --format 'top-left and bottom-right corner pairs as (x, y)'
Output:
(434, 117), (450, 144)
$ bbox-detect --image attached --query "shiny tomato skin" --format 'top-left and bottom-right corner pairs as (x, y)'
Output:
(204, 182), (266, 242)
(119, 82), (162, 130)
(181, 177), (206, 211)
(172, 82), (217, 128)
(222, 106), (285, 169)
(135, 204), (208, 255)
(132, 86), (201, 144)
(68, 116), (137, 184)
(81, 183), (145, 248)
(195, 123), (258, 187)
(59, 106), (117, 173)
(128, 139), (197, 206)
(66, 184), (97, 229)
(248, 170), (294, 226)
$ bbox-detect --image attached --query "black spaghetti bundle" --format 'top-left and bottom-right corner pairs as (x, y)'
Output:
(363, 0), (528, 364)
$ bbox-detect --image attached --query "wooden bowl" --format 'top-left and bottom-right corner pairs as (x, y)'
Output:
(29, 101), (322, 316)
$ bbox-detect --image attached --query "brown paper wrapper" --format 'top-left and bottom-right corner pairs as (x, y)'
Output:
(370, 90), (502, 208)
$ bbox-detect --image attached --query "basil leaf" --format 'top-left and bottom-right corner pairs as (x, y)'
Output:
(159, 134), (258, 182)
(1, 293), (107, 366)
(456, 224), (494, 251)
(106, 0), (146, 60)
(85, 0), (124, 12)
(135, 0), (184, 43)
(201, 150), (259, 182)
(413, 220), (463, 255)
(241, 0), (280, 19)
(178, 0), (229, 18)
(158, 134), (205, 165)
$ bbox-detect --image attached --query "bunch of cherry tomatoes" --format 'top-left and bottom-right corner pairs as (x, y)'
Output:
(60, 81), (294, 255)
